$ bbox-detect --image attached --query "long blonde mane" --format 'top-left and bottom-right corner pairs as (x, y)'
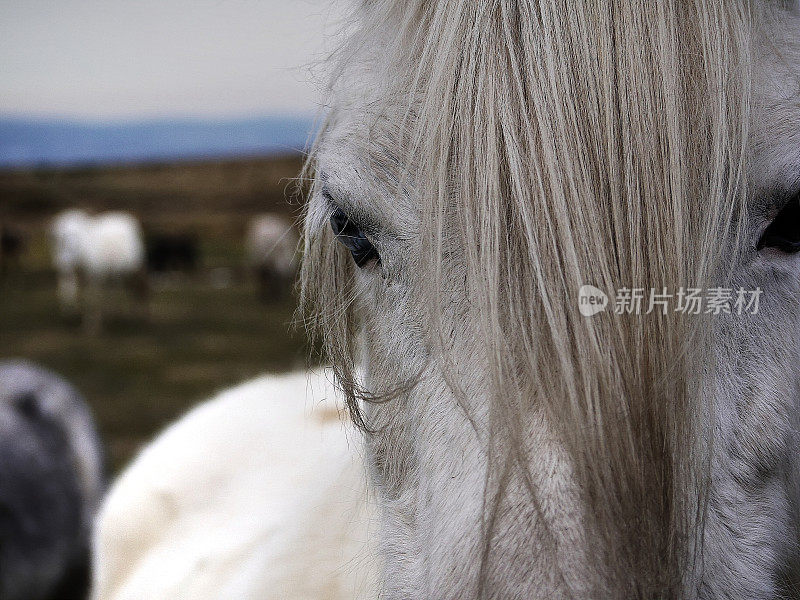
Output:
(302, 1), (753, 594)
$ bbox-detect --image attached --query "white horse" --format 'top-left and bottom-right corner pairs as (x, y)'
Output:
(51, 208), (92, 308)
(300, 1), (800, 597)
(0, 360), (105, 600)
(91, 370), (378, 600)
(245, 214), (298, 301)
(50, 209), (146, 332)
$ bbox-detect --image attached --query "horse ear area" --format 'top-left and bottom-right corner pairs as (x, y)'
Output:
(14, 392), (40, 419)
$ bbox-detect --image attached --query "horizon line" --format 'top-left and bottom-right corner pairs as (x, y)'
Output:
(0, 111), (320, 126)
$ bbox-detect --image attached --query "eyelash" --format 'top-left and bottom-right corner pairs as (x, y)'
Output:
(329, 207), (380, 267)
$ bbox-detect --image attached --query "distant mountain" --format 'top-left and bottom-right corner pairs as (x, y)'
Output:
(0, 115), (316, 168)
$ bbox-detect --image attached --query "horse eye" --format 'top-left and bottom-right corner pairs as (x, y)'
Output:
(329, 208), (380, 267)
(757, 192), (800, 253)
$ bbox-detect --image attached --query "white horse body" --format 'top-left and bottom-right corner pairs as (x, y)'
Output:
(51, 208), (93, 306)
(51, 209), (91, 271)
(50, 209), (146, 330)
(81, 213), (145, 279)
(91, 370), (378, 600)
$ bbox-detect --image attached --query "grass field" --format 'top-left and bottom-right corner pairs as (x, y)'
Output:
(0, 155), (316, 473)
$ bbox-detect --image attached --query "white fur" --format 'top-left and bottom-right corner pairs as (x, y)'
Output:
(51, 209), (91, 272)
(301, 2), (800, 596)
(91, 370), (379, 600)
(49, 209), (145, 331)
(50, 208), (92, 306)
(81, 213), (145, 279)
(51, 210), (144, 293)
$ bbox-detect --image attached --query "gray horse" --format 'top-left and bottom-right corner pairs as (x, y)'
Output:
(302, 1), (800, 597)
(0, 360), (105, 600)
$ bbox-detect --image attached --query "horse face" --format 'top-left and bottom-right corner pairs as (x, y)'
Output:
(307, 2), (800, 597)
(698, 11), (800, 593)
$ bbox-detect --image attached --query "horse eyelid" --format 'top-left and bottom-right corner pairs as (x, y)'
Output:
(320, 188), (382, 238)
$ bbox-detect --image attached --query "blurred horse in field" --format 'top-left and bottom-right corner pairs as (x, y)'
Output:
(91, 370), (378, 600)
(0, 360), (105, 600)
(50, 209), (147, 333)
(245, 214), (298, 302)
(145, 232), (200, 277)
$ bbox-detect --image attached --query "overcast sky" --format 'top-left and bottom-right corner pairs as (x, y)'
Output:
(0, 0), (349, 120)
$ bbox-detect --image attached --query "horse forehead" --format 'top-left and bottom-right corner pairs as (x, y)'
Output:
(318, 112), (418, 217)
(750, 7), (800, 196)
(322, 3), (800, 212)
(323, 103), (405, 166)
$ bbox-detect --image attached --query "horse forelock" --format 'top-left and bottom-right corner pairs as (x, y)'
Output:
(303, 0), (756, 595)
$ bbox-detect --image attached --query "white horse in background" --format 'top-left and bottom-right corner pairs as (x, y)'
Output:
(91, 370), (378, 600)
(51, 209), (91, 308)
(245, 214), (298, 301)
(50, 209), (146, 332)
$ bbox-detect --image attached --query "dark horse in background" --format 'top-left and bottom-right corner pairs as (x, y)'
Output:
(145, 232), (200, 276)
(0, 361), (105, 600)
(0, 225), (25, 280)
